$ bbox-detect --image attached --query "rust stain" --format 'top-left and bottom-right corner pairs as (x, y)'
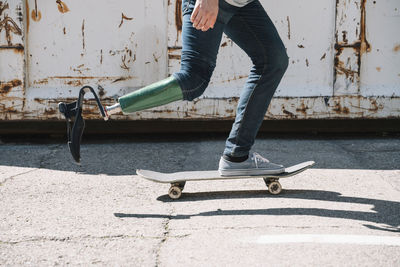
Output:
(31, 8), (41, 21)
(376, 67), (381, 72)
(12, 45), (24, 54)
(153, 53), (160, 63)
(296, 102), (309, 115)
(369, 99), (379, 112)
(81, 19), (85, 51)
(32, 76), (136, 86)
(359, 0), (371, 55)
(25, 0), (29, 32)
(0, 45), (24, 53)
(71, 64), (90, 75)
(332, 102), (350, 115)
(335, 58), (358, 81)
(168, 47), (181, 52)
(7, 95), (398, 121)
(0, 1), (8, 15)
(0, 1), (23, 45)
(342, 30), (348, 44)
(111, 77), (131, 83)
(221, 42), (227, 47)
(169, 54), (181, 60)
(119, 48), (135, 70)
(63, 27), (66, 34)
(0, 79), (22, 95)
(175, 0), (182, 37)
(66, 80), (83, 87)
(282, 106), (296, 118)
(219, 75), (247, 83)
(31, 0), (41, 22)
(119, 12), (133, 28)
(56, 0), (70, 13)
(121, 55), (129, 70)
(334, 0), (371, 88)
(393, 44), (400, 52)
(33, 78), (48, 85)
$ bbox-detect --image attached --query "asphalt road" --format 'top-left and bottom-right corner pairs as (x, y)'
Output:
(1, 134), (399, 266)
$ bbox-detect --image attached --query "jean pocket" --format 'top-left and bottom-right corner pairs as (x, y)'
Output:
(182, 0), (195, 16)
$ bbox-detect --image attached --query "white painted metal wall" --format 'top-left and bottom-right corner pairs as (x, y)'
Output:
(0, 0), (399, 121)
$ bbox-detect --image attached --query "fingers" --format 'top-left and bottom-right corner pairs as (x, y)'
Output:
(197, 16), (208, 30)
(190, 2), (218, 32)
(191, 12), (217, 31)
(190, 6), (199, 25)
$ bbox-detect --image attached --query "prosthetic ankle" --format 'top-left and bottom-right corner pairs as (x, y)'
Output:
(58, 86), (107, 163)
(115, 76), (183, 114)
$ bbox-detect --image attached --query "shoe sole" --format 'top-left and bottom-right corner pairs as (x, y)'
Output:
(218, 167), (285, 177)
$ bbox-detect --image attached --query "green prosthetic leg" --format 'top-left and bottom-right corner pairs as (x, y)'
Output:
(105, 76), (183, 116)
(118, 76), (183, 114)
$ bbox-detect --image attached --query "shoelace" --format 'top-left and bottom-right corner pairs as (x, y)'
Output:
(252, 152), (270, 168)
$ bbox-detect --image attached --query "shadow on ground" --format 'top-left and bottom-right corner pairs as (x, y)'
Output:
(114, 189), (400, 233)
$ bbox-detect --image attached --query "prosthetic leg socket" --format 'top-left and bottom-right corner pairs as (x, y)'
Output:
(118, 76), (183, 113)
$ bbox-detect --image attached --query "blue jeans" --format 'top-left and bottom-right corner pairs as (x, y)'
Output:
(173, 0), (289, 158)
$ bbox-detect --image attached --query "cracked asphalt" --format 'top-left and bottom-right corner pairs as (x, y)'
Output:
(1, 134), (399, 266)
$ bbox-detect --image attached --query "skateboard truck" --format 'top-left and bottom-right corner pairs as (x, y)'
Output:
(58, 85), (122, 163)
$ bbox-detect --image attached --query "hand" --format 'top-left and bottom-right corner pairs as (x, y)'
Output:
(190, 0), (219, 32)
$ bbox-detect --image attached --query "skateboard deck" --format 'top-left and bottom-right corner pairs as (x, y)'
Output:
(137, 161), (315, 199)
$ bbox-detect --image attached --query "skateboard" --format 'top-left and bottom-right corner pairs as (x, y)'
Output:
(137, 161), (315, 199)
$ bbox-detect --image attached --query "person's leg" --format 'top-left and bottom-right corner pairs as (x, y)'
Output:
(173, 0), (238, 101)
(222, 0), (289, 159)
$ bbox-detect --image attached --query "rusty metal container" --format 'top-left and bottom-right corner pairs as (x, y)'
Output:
(1, 0), (399, 123)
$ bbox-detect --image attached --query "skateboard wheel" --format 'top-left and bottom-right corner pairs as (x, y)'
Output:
(168, 186), (182, 199)
(268, 181), (282, 195)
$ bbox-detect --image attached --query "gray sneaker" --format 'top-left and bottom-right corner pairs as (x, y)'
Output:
(218, 152), (285, 176)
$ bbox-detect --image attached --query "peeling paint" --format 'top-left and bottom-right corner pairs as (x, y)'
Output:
(0, 79), (22, 95)
(0, 1), (23, 45)
(334, 0), (372, 95)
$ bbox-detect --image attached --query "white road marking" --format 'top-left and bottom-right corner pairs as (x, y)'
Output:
(256, 234), (400, 246)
